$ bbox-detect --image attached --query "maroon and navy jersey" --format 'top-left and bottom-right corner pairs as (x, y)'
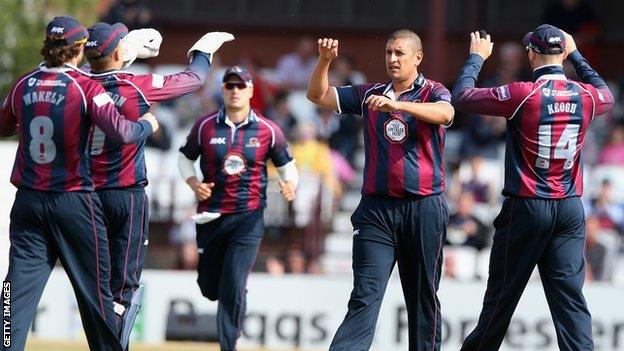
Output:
(452, 52), (614, 199)
(89, 53), (211, 190)
(179, 109), (293, 214)
(0, 63), (153, 192)
(334, 74), (452, 197)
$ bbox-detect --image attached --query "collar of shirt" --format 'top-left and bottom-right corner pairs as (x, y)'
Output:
(216, 107), (258, 127)
(533, 64), (566, 81)
(382, 73), (427, 101)
(38, 62), (89, 74)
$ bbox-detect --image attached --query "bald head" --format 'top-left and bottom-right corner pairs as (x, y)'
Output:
(388, 29), (422, 52)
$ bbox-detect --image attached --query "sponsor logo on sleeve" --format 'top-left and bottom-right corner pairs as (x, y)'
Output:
(151, 74), (164, 88)
(496, 85), (511, 101)
(93, 92), (114, 107)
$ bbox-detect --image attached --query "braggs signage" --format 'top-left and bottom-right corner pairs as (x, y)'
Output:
(237, 306), (624, 349)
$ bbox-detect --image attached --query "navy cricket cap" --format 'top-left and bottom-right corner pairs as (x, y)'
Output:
(522, 24), (566, 55)
(223, 66), (253, 85)
(45, 16), (88, 44)
(86, 22), (129, 58)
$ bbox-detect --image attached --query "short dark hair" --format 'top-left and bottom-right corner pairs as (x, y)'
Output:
(84, 48), (114, 72)
(40, 38), (82, 67)
(387, 29), (422, 52)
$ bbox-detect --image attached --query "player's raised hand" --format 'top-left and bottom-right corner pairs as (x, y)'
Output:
(278, 180), (296, 201)
(470, 31), (493, 60)
(317, 38), (339, 61)
(365, 95), (398, 113)
(561, 30), (578, 59)
(192, 181), (214, 201)
(139, 112), (159, 133)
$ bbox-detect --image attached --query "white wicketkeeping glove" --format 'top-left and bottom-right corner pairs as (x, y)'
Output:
(187, 32), (235, 61)
(122, 28), (162, 58)
(120, 28), (162, 68)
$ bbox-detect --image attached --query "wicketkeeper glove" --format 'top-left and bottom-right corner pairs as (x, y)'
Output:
(120, 28), (162, 68)
(187, 32), (235, 62)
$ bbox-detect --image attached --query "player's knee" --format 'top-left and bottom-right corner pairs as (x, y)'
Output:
(197, 279), (219, 301)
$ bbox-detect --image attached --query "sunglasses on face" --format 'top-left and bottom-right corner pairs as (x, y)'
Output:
(224, 82), (248, 90)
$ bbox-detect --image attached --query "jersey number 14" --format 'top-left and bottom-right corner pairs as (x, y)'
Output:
(536, 124), (580, 170)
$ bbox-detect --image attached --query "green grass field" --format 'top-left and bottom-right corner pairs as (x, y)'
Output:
(26, 339), (307, 351)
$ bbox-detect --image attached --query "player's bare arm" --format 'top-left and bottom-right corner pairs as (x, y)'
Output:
(186, 176), (214, 201)
(364, 94), (454, 125)
(306, 37), (339, 111)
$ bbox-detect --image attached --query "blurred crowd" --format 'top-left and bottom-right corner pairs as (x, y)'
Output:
(97, 0), (624, 284)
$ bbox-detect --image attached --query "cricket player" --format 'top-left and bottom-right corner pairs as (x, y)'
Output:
(0, 16), (158, 351)
(451, 25), (614, 350)
(307, 30), (454, 351)
(83, 22), (233, 348)
(177, 66), (298, 351)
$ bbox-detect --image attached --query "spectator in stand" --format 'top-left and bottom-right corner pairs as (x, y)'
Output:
(169, 217), (199, 270)
(449, 156), (495, 204)
(588, 179), (624, 234)
(597, 124), (624, 165)
(314, 107), (341, 142)
(276, 37), (317, 90)
(543, 0), (600, 64)
(101, 0), (155, 29)
(265, 255), (285, 276)
(291, 122), (342, 198)
(239, 52), (277, 114)
(446, 192), (490, 251)
(483, 42), (531, 86)
(330, 54), (366, 86)
(286, 248), (308, 274)
(585, 216), (608, 281)
(459, 114), (506, 159)
(266, 91), (298, 140)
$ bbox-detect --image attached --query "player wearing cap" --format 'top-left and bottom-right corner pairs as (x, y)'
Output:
(452, 25), (614, 350)
(177, 66), (298, 351)
(0, 16), (158, 351)
(307, 30), (454, 351)
(83, 22), (233, 348)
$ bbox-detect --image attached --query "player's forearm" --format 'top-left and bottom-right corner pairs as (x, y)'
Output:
(567, 51), (608, 89)
(306, 58), (333, 103)
(276, 160), (299, 189)
(155, 53), (212, 101)
(178, 152), (198, 183)
(395, 101), (454, 125)
(92, 103), (153, 144)
(451, 54), (485, 109)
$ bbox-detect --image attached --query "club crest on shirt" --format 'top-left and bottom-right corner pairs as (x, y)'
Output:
(223, 152), (247, 175)
(383, 118), (408, 143)
(245, 137), (261, 148)
(542, 88), (551, 97)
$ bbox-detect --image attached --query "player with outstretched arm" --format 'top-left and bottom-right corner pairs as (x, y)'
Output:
(83, 22), (233, 349)
(307, 30), (454, 351)
(452, 25), (614, 350)
(0, 16), (158, 351)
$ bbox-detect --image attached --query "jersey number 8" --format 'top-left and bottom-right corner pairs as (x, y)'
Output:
(29, 116), (56, 164)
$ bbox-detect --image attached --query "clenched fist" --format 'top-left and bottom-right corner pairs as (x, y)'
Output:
(317, 38), (339, 61)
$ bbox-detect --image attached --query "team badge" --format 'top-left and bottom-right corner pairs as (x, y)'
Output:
(542, 88), (551, 97)
(383, 118), (408, 143)
(245, 137), (261, 148)
(223, 152), (247, 175)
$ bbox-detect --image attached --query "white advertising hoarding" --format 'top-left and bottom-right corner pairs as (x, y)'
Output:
(13, 269), (624, 350)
